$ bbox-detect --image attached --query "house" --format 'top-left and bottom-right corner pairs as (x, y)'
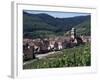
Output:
(23, 41), (36, 61)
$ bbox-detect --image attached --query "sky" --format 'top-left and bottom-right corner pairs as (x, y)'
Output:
(24, 10), (90, 18)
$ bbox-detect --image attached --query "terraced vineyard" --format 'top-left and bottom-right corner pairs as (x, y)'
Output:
(23, 43), (91, 69)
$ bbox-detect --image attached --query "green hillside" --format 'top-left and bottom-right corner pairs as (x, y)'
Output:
(23, 11), (91, 39)
(75, 19), (91, 36)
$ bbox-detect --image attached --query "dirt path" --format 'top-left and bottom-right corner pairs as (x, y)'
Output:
(35, 51), (56, 59)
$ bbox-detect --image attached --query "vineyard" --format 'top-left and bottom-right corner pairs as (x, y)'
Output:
(23, 43), (91, 69)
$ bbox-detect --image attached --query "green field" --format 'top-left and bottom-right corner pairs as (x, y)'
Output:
(23, 43), (91, 69)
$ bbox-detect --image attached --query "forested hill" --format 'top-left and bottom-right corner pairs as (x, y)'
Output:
(23, 11), (91, 39)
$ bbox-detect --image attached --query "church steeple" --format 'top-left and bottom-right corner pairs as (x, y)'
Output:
(70, 28), (76, 39)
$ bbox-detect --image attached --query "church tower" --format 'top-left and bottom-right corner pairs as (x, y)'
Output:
(70, 28), (76, 39)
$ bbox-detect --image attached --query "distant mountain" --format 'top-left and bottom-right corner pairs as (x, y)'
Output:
(23, 11), (91, 39)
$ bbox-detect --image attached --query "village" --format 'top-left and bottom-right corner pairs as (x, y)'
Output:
(23, 28), (91, 61)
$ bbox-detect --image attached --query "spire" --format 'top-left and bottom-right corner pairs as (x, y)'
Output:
(71, 28), (76, 39)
